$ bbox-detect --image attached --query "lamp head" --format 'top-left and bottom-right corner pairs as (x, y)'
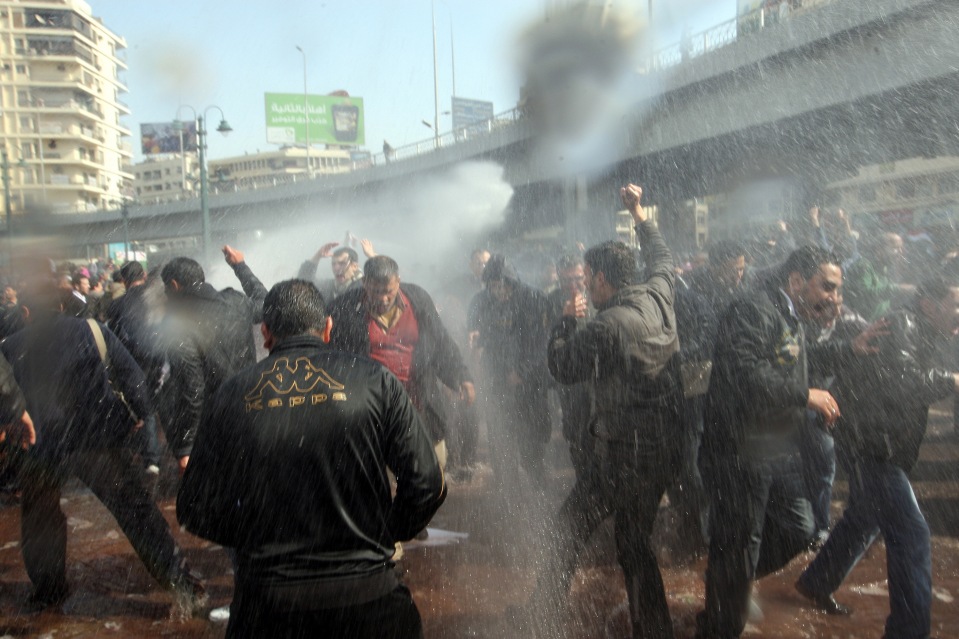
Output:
(216, 119), (233, 136)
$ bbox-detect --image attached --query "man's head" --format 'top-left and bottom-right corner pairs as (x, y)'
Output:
(782, 245), (842, 322)
(582, 241), (635, 307)
(261, 279), (331, 350)
(556, 254), (586, 298)
(331, 247), (359, 284)
(868, 232), (904, 269)
(73, 275), (90, 296)
(3, 285), (17, 305)
(917, 276), (959, 337)
(482, 255), (517, 303)
(119, 261), (146, 288)
(161, 257), (205, 296)
(363, 255), (401, 316)
(708, 240), (746, 289)
(469, 249), (491, 280)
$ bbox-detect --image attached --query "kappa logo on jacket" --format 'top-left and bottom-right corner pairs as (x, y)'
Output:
(244, 357), (347, 412)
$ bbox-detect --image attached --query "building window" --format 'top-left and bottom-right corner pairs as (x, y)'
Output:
(15, 64), (26, 75)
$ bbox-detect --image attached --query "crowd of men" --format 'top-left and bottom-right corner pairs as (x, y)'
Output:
(0, 188), (956, 639)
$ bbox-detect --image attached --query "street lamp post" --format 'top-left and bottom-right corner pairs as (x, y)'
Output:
(175, 105), (232, 263)
(120, 199), (130, 262)
(295, 45), (312, 178)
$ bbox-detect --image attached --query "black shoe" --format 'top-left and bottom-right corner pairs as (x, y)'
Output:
(23, 584), (69, 613)
(795, 580), (851, 615)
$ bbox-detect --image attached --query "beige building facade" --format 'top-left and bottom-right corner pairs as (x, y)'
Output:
(0, 0), (132, 216)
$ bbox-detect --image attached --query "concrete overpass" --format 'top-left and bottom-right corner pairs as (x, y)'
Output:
(42, 0), (959, 253)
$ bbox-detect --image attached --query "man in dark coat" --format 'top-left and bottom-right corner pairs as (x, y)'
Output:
(327, 255), (474, 468)
(468, 254), (552, 488)
(696, 245), (843, 639)
(1, 284), (205, 614)
(796, 276), (959, 638)
(160, 246), (267, 473)
(178, 279), (445, 638)
(532, 184), (682, 639)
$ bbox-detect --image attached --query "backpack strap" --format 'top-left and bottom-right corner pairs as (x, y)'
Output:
(86, 318), (108, 366)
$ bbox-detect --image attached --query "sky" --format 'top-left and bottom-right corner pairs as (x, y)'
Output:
(89, 0), (737, 164)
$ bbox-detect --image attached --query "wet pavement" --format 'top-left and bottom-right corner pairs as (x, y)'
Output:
(2, 403), (959, 638)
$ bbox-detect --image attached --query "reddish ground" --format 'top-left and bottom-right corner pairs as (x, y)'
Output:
(2, 403), (959, 638)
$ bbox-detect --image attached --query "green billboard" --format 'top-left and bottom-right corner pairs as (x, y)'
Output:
(265, 93), (365, 146)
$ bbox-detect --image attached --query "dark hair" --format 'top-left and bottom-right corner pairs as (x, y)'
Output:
(583, 241), (635, 288)
(111, 269), (124, 283)
(364, 255), (399, 282)
(916, 275), (956, 303)
(556, 254), (584, 272)
(482, 254), (518, 284)
(709, 240), (744, 266)
(332, 247), (359, 264)
(263, 279), (328, 340)
(161, 257), (205, 289)
(782, 245), (840, 281)
(119, 261), (145, 286)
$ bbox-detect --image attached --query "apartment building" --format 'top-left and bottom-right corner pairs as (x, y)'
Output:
(0, 0), (132, 216)
(132, 153), (200, 205)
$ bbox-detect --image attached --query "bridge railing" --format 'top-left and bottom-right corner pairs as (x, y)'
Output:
(110, 0), (838, 215)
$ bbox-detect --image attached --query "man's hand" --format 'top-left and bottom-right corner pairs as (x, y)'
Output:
(809, 206), (821, 228)
(222, 245), (245, 266)
(311, 242), (339, 263)
(563, 293), (588, 318)
(132, 419), (145, 431)
(468, 330), (481, 351)
(851, 319), (889, 356)
(0, 410), (35, 450)
(360, 238), (377, 259)
(178, 455), (189, 476)
(620, 184), (647, 224)
(459, 381), (476, 406)
(808, 389), (840, 428)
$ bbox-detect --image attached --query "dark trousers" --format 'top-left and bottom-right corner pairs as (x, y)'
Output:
(698, 452), (814, 638)
(227, 583), (423, 639)
(484, 383), (550, 488)
(447, 395), (479, 470)
(666, 397), (709, 557)
(537, 429), (680, 639)
(130, 412), (162, 468)
(797, 452), (931, 639)
(18, 448), (189, 598)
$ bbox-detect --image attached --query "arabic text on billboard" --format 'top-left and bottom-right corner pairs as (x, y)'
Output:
(265, 93), (365, 146)
(140, 122), (197, 155)
(451, 97), (494, 133)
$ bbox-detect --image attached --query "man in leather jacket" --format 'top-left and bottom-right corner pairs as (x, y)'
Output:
(533, 184), (682, 639)
(697, 245), (842, 639)
(178, 279), (445, 639)
(160, 247), (267, 473)
(796, 276), (959, 638)
(327, 255), (474, 468)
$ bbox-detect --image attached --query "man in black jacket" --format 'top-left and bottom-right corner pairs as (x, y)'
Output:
(796, 276), (959, 638)
(327, 255), (474, 468)
(469, 255), (552, 488)
(2, 285), (205, 614)
(160, 246), (267, 473)
(696, 245), (842, 639)
(533, 184), (682, 639)
(178, 279), (445, 639)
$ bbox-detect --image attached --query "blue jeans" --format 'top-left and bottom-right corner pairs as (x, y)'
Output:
(797, 412), (836, 534)
(797, 454), (931, 639)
